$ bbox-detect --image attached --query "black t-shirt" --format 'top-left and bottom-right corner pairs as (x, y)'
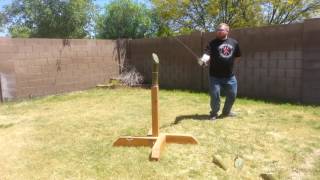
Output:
(205, 38), (241, 78)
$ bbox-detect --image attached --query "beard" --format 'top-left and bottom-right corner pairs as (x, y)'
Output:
(217, 33), (227, 40)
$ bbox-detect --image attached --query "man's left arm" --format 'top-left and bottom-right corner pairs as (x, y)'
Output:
(235, 57), (240, 63)
(234, 42), (241, 63)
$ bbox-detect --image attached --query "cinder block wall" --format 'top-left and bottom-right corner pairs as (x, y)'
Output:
(1, 19), (319, 104)
(229, 23), (303, 102)
(302, 19), (320, 104)
(127, 19), (320, 104)
(0, 38), (119, 101)
(127, 32), (203, 90)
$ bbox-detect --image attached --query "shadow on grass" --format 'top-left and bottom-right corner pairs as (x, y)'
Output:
(159, 114), (210, 129)
(173, 114), (210, 125)
(0, 123), (14, 129)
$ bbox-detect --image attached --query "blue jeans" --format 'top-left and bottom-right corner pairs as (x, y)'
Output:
(209, 75), (237, 116)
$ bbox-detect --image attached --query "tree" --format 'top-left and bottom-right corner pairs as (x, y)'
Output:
(2, 0), (96, 38)
(145, 10), (173, 37)
(151, 0), (213, 34)
(151, 0), (320, 35)
(261, 0), (320, 24)
(0, 12), (4, 31)
(151, 0), (262, 34)
(212, 0), (263, 28)
(96, 0), (153, 39)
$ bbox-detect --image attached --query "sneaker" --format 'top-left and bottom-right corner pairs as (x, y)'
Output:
(220, 112), (237, 118)
(209, 114), (218, 121)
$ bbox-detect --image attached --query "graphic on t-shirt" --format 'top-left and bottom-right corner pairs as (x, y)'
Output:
(218, 44), (234, 58)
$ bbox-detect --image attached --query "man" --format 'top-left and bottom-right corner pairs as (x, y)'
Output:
(199, 23), (241, 120)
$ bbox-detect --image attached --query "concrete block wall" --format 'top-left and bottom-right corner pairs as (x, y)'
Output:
(0, 38), (119, 100)
(1, 19), (319, 104)
(302, 19), (320, 104)
(127, 32), (203, 91)
(127, 19), (320, 104)
(230, 23), (303, 101)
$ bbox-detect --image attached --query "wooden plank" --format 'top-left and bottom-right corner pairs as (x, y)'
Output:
(113, 136), (157, 147)
(151, 85), (159, 136)
(212, 155), (228, 171)
(0, 75), (2, 102)
(147, 129), (152, 136)
(165, 134), (199, 144)
(151, 134), (166, 161)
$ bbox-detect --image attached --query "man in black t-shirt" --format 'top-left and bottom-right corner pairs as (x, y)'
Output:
(199, 23), (241, 120)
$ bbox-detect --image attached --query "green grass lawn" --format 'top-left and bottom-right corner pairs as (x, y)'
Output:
(0, 88), (319, 179)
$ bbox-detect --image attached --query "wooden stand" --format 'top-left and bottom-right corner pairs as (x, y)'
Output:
(113, 53), (198, 161)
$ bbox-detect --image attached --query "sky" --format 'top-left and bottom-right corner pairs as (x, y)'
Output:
(0, 0), (150, 37)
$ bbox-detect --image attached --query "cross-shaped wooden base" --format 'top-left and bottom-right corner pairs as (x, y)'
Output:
(113, 53), (198, 161)
(113, 133), (198, 161)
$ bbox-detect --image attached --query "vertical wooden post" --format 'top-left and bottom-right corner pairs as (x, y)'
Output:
(0, 74), (2, 103)
(113, 53), (198, 161)
(151, 54), (159, 137)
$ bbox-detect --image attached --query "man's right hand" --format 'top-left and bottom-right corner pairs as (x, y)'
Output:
(198, 58), (204, 66)
(198, 54), (210, 66)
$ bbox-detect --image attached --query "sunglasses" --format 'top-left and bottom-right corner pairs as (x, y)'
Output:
(217, 28), (228, 32)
